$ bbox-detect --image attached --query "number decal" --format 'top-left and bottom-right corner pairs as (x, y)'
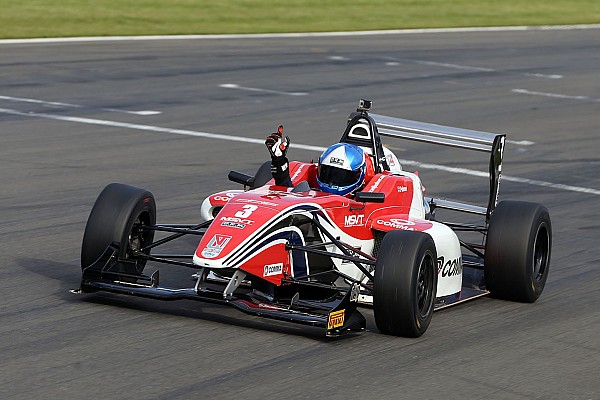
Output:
(235, 204), (258, 218)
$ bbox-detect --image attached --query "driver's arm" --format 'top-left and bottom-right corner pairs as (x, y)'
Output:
(265, 125), (293, 187)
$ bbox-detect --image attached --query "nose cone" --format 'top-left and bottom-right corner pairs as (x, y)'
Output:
(193, 195), (281, 268)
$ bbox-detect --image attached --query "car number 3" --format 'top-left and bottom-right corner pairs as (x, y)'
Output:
(235, 204), (258, 218)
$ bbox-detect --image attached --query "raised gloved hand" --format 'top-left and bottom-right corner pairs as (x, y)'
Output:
(265, 125), (290, 158)
(265, 125), (293, 187)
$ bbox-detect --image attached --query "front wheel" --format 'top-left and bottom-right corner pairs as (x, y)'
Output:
(373, 231), (438, 337)
(484, 200), (552, 302)
(81, 183), (156, 276)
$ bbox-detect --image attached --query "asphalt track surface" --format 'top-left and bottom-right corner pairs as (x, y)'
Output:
(1, 28), (599, 399)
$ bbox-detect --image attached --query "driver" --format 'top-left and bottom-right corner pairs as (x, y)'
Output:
(265, 126), (367, 196)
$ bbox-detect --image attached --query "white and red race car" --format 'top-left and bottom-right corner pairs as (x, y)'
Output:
(76, 100), (551, 337)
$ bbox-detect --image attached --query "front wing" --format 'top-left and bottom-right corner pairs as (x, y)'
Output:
(77, 244), (366, 337)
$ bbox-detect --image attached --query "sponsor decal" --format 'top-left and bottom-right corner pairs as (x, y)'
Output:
(221, 221), (245, 229)
(376, 219), (415, 231)
(368, 175), (385, 192)
(437, 256), (463, 277)
(388, 154), (396, 167)
(220, 216), (254, 225)
(263, 262), (284, 277)
(329, 156), (344, 166)
(201, 234), (232, 259)
(342, 246), (362, 264)
(236, 198), (278, 207)
(212, 192), (237, 202)
(397, 185), (408, 193)
(328, 309), (345, 329)
(390, 218), (414, 225)
(290, 163), (305, 181)
(344, 214), (365, 227)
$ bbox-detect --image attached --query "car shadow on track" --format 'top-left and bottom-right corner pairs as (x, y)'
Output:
(16, 257), (81, 293)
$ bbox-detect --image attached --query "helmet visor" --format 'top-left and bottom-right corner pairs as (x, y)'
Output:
(318, 164), (362, 188)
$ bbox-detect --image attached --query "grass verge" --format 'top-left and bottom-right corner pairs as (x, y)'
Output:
(1, 0), (599, 39)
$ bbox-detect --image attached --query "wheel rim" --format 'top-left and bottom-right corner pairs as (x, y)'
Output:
(532, 224), (550, 282)
(128, 214), (152, 272)
(416, 254), (434, 318)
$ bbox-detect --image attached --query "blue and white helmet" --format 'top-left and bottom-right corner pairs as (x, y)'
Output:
(317, 143), (366, 196)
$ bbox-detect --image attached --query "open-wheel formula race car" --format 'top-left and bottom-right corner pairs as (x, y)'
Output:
(75, 100), (552, 337)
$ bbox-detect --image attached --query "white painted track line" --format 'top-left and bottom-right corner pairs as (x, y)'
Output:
(0, 95), (161, 115)
(0, 95), (80, 108)
(1, 24), (599, 45)
(1, 106), (598, 196)
(412, 60), (562, 80)
(512, 89), (600, 102)
(415, 60), (495, 72)
(507, 140), (535, 146)
(219, 84), (307, 96)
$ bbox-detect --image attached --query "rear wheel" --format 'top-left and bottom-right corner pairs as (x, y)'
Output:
(484, 200), (552, 302)
(374, 231), (437, 337)
(81, 183), (156, 276)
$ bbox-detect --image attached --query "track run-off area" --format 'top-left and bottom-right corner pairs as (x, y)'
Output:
(1, 26), (599, 399)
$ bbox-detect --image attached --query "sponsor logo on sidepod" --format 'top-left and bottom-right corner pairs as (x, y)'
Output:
(344, 214), (365, 227)
(201, 234), (232, 259)
(437, 256), (462, 277)
(376, 218), (415, 231)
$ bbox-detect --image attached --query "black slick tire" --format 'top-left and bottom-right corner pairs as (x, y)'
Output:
(484, 200), (552, 302)
(81, 183), (156, 275)
(374, 231), (438, 337)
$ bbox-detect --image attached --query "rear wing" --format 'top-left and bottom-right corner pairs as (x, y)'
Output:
(341, 101), (506, 222)
(371, 113), (506, 222)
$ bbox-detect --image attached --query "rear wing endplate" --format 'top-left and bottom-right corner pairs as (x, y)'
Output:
(369, 113), (506, 222)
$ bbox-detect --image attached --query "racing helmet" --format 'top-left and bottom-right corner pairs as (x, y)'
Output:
(316, 143), (366, 196)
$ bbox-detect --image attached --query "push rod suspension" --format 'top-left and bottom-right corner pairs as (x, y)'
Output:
(140, 220), (212, 251)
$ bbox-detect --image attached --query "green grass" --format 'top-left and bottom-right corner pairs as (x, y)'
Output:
(1, 0), (599, 39)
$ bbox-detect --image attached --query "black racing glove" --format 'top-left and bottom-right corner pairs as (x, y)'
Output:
(265, 125), (290, 158)
(265, 125), (292, 186)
